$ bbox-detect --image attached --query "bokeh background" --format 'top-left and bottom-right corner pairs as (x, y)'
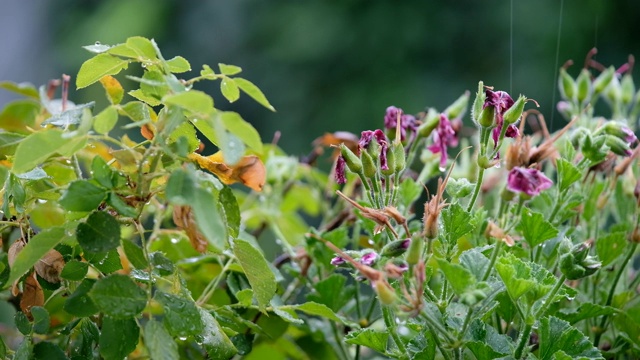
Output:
(1, 0), (639, 156)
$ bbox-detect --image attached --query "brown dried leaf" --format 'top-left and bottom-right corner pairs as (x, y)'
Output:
(8, 238), (25, 268)
(188, 152), (266, 192)
(34, 249), (65, 283)
(173, 205), (207, 253)
(20, 273), (44, 319)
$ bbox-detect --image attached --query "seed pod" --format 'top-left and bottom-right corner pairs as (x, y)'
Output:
(621, 74), (636, 106)
(593, 66), (615, 94)
(392, 142), (405, 173)
(477, 106), (495, 128)
(361, 151), (377, 179)
(559, 68), (577, 101)
(576, 68), (592, 104)
(471, 81), (486, 126)
(503, 95), (527, 125)
(405, 236), (423, 265)
(381, 239), (410, 258)
(418, 108), (440, 138)
(340, 143), (362, 173)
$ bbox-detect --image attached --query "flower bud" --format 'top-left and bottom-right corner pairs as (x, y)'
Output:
(559, 68), (577, 101)
(361, 150), (377, 179)
(503, 95), (527, 125)
(605, 135), (632, 157)
(446, 177), (474, 198)
(374, 280), (397, 305)
(405, 236), (423, 265)
(418, 108), (440, 138)
(477, 106), (495, 128)
(392, 142), (405, 173)
(576, 68), (592, 104)
(471, 81), (486, 125)
(582, 134), (609, 162)
(360, 251), (378, 266)
(340, 143), (362, 173)
(444, 90), (470, 120)
(604, 76), (622, 106)
(381, 239), (411, 257)
(593, 66), (615, 94)
(559, 242), (602, 280)
(621, 74), (635, 106)
(599, 122), (638, 144)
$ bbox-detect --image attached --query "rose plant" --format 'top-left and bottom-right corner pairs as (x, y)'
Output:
(0, 37), (639, 359)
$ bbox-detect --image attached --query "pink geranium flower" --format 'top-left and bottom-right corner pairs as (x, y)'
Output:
(506, 167), (553, 197)
(427, 114), (459, 168)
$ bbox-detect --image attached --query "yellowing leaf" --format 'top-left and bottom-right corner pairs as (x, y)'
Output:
(188, 152), (265, 192)
(99, 76), (124, 105)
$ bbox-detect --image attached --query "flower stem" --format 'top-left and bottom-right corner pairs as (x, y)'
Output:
(382, 305), (409, 359)
(467, 167), (485, 212)
(594, 242), (638, 347)
(481, 240), (503, 282)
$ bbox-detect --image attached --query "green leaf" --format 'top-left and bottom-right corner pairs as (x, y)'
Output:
(14, 338), (32, 360)
(557, 303), (617, 325)
(517, 208), (559, 248)
(13, 129), (86, 174)
(86, 249), (123, 274)
(219, 186), (240, 238)
(99, 316), (140, 360)
(122, 239), (148, 269)
(0, 132), (26, 157)
(64, 279), (99, 317)
(15, 311), (32, 335)
(76, 211), (121, 253)
(94, 106), (118, 134)
(465, 320), (512, 359)
(60, 260), (89, 281)
(345, 328), (389, 354)
(166, 56), (191, 73)
(125, 36), (157, 59)
(58, 180), (107, 212)
(0, 333), (5, 359)
(211, 112), (245, 165)
(495, 253), (537, 302)
(221, 78), (240, 102)
(441, 202), (475, 245)
(595, 232), (627, 267)
(285, 302), (349, 325)
(91, 156), (116, 188)
(459, 248), (490, 281)
(218, 63), (242, 76)
(306, 274), (355, 312)
(165, 167), (197, 205)
(168, 121), (200, 153)
(155, 291), (204, 337)
(106, 192), (138, 218)
(220, 111), (263, 153)
(0, 81), (39, 98)
(8, 227), (65, 286)
(76, 53), (129, 89)
(144, 320), (179, 360)
(88, 274), (147, 318)
(233, 239), (277, 311)
(538, 316), (603, 360)
(193, 187), (227, 251)
(119, 100), (153, 122)
(150, 252), (174, 275)
(0, 100), (38, 133)
(32, 342), (67, 360)
(437, 258), (476, 296)
(556, 158), (581, 192)
(164, 90), (214, 115)
(31, 306), (50, 334)
(234, 77), (275, 111)
(42, 102), (95, 127)
(129, 89), (162, 106)
(198, 308), (238, 359)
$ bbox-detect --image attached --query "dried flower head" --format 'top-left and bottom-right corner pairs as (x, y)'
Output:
(427, 114), (459, 169)
(384, 106), (418, 142)
(506, 167), (553, 197)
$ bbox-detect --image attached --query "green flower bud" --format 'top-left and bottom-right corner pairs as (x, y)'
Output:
(559, 68), (577, 101)
(374, 281), (397, 305)
(418, 108), (440, 138)
(405, 236), (423, 265)
(604, 76), (622, 106)
(471, 81), (486, 125)
(503, 95), (527, 125)
(391, 143), (406, 174)
(621, 74), (636, 106)
(381, 147), (395, 176)
(444, 90), (470, 120)
(593, 66), (615, 94)
(559, 242), (601, 280)
(361, 150), (377, 179)
(605, 135), (632, 157)
(477, 106), (495, 128)
(576, 68), (592, 104)
(340, 143), (362, 173)
(381, 239), (411, 257)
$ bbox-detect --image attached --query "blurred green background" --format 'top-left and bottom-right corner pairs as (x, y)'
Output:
(1, 0), (638, 155)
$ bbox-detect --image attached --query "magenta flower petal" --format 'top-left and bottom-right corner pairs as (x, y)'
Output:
(360, 252), (378, 266)
(335, 155), (347, 184)
(330, 256), (345, 266)
(506, 167), (553, 197)
(427, 114), (459, 168)
(384, 106), (417, 141)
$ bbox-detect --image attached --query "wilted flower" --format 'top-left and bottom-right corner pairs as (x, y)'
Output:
(506, 167), (553, 197)
(334, 155), (347, 184)
(384, 106), (418, 142)
(427, 114), (459, 168)
(359, 129), (389, 170)
(360, 252), (378, 266)
(483, 89), (520, 144)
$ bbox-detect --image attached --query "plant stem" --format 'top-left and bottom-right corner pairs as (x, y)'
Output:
(382, 305), (409, 359)
(466, 167), (485, 212)
(331, 322), (351, 360)
(420, 308), (456, 344)
(594, 242), (638, 347)
(481, 240), (503, 282)
(196, 256), (233, 305)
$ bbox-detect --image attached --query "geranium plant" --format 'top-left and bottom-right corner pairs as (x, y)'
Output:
(0, 37), (638, 359)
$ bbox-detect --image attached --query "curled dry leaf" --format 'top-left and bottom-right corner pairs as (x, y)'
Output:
(173, 205), (207, 253)
(188, 152), (266, 192)
(34, 249), (65, 283)
(8, 239), (26, 296)
(21, 273), (44, 319)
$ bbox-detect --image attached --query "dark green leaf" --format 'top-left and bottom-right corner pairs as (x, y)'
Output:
(164, 90), (214, 115)
(89, 274), (147, 318)
(64, 279), (99, 317)
(595, 232), (627, 267)
(155, 291), (204, 337)
(234, 77), (275, 111)
(15, 311), (32, 335)
(233, 239), (277, 311)
(465, 320), (512, 359)
(106, 192), (138, 217)
(76, 53), (129, 89)
(220, 111), (263, 153)
(60, 260), (89, 281)
(345, 328), (389, 354)
(221, 78), (240, 102)
(150, 252), (174, 275)
(59, 180), (107, 212)
(13, 129), (86, 174)
(538, 316), (602, 360)
(76, 211), (121, 254)
(307, 274), (355, 312)
(8, 227), (66, 285)
(0, 332), (5, 359)
(165, 167), (197, 205)
(144, 320), (179, 360)
(517, 208), (559, 248)
(459, 248), (490, 281)
(193, 187), (227, 251)
(91, 156), (115, 188)
(86, 249), (123, 274)
(122, 239), (148, 269)
(99, 316), (140, 360)
(14, 338), (32, 360)
(441, 202), (475, 244)
(219, 186), (240, 238)
(31, 306), (50, 334)
(198, 308), (238, 359)
(32, 342), (67, 360)
(558, 303), (618, 325)
(556, 158), (581, 192)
